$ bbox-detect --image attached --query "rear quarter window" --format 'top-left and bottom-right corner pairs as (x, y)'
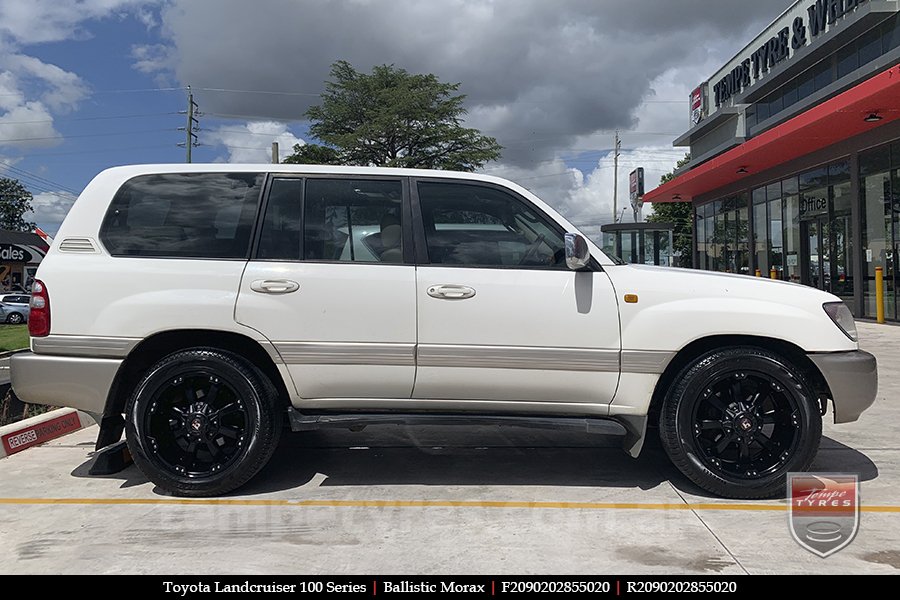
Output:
(99, 172), (264, 258)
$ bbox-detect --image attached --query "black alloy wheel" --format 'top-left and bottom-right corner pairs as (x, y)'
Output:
(660, 347), (822, 499)
(125, 348), (281, 496)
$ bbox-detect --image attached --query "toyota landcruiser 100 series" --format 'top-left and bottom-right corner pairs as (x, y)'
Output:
(11, 165), (878, 498)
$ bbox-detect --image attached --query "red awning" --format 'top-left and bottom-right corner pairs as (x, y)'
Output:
(644, 64), (900, 203)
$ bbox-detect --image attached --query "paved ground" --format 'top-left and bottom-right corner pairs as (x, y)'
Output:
(0, 322), (898, 574)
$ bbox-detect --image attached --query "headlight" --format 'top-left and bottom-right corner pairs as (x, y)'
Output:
(823, 302), (857, 341)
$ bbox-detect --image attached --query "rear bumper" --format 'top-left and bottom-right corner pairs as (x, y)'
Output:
(807, 350), (878, 424)
(10, 351), (121, 415)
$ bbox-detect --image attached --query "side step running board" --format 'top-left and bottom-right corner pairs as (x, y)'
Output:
(285, 407), (648, 457)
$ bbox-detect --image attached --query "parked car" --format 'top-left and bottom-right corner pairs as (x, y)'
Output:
(0, 293), (31, 324)
(11, 165), (877, 498)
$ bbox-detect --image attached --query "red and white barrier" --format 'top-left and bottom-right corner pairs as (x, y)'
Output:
(0, 408), (95, 459)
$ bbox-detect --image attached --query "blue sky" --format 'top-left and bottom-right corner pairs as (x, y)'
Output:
(0, 1), (786, 235)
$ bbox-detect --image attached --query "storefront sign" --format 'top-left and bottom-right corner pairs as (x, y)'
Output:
(712, 0), (870, 108)
(629, 168), (645, 209)
(690, 85), (705, 125)
(799, 195), (829, 217)
(0, 243), (33, 263)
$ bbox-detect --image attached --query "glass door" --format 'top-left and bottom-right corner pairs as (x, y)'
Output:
(803, 219), (823, 289)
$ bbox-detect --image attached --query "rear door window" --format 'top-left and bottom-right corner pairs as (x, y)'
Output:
(100, 172), (263, 258)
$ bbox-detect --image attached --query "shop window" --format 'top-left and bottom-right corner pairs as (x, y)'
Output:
(782, 81), (798, 109)
(883, 13), (900, 53)
(753, 188), (768, 275)
(797, 69), (815, 101)
(858, 28), (882, 66)
(784, 194), (801, 283)
(837, 43), (858, 79)
(813, 59), (833, 91)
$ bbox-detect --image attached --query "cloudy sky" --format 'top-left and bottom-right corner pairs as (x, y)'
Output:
(0, 0), (794, 234)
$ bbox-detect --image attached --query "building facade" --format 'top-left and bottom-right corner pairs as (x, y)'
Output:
(0, 230), (48, 291)
(644, 0), (900, 321)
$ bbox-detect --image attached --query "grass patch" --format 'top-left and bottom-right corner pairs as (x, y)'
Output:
(0, 324), (29, 352)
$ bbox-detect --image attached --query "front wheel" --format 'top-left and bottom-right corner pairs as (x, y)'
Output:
(125, 348), (282, 496)
(6, 312), (24, 324)
(660, 347), (822, 499)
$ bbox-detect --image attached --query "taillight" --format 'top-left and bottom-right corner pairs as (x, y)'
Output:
(28, 279), (50, 337)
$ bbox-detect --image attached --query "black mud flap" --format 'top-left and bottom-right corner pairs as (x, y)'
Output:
(89, 440), (133, 476)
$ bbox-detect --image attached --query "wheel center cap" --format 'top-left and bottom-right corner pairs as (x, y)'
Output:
(189, 415), (207, 435)
(738, 416), (754, 432)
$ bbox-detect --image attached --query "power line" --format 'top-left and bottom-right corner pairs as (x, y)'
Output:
(0, 112), (179, 126)
(0, 86), (186, 98)
(7, 143), (175, 158)
(0, 162), (79, 195)
(196, 87), (320, 97)
(0, 128), (175, 143)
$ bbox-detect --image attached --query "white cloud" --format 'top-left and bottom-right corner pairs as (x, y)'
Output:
(205, 121), (304, 163)
(27, 191), (78, 234)
(0, 1), (162, 44)
(0, 1), (162, 154)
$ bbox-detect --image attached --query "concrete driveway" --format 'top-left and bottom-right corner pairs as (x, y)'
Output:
(0, 322), (897, 574)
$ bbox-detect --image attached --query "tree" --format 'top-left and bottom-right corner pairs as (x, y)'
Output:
(285, 60), (502, 171)
(646, 154), (693, 268)
(0, 178), (36, 232)
(282, 143), (341, 165)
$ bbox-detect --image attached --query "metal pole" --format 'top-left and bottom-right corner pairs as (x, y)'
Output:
(271, 142), (279, 164)
(186, 88), (194, 163)
(876, 266), (885, 324)
(612, 130), (621, 223)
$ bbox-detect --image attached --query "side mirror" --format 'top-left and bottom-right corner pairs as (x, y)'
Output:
(564, 232), (590, 270)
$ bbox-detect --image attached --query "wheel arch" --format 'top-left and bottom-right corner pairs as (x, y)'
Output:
(648, 335), (831, 427)
(98, 329), (291, 449)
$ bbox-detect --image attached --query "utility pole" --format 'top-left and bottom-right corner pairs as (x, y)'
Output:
(612, 130), (622, 223)
(178, 85), (199, 163)
(271, 142), (279, 164)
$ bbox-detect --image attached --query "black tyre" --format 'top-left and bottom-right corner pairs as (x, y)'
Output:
(125, 348), (282, 496)
(660, 347), (822, 499)
(6, 312), (24, 324)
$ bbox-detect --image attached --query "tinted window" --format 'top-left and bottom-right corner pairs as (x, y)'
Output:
(417, 182), (566, 268)
(303, 179), (403, 263)
(257, 178), (303, 260)
(100, 173), (263, 258)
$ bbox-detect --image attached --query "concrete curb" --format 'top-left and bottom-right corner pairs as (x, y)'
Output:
(0, 408), (95, 459)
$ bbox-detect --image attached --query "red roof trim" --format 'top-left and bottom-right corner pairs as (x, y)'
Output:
(644, 65), (900, 203)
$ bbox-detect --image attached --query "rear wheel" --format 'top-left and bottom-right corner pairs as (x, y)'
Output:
(125, 348), (282, 496)
(660, 347), (822, 499)
(6, 312), (24, 324)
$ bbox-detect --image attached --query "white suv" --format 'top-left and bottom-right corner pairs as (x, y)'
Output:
(11, 164), (877, 498)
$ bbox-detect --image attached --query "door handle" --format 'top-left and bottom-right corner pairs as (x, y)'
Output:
(250, 279), (300, 294)
(427, 284), (476, 300)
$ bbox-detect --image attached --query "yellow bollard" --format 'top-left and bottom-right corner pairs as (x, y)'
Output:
(875, 266), (885, 324)
(755, 268), (762, 277)
(770, 268), (778, 280)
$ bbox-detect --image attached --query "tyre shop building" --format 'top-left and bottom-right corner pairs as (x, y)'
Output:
(0, 230), (48, 291)
(643, 0), (900, 321)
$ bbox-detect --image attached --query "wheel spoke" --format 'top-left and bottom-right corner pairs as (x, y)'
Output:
(699, 420), (723, 430)
(739, 437), (751, 461)
(706, 393), (728, 414)
(209, 402), (238, 420)
(715, 433), (737, 454)
(218, 425), (241, 439)
(204, 438), (220, 459)
(753, 431), (777, 453)
(730, 380), (744, 404)
(205, 383), (220, 405)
